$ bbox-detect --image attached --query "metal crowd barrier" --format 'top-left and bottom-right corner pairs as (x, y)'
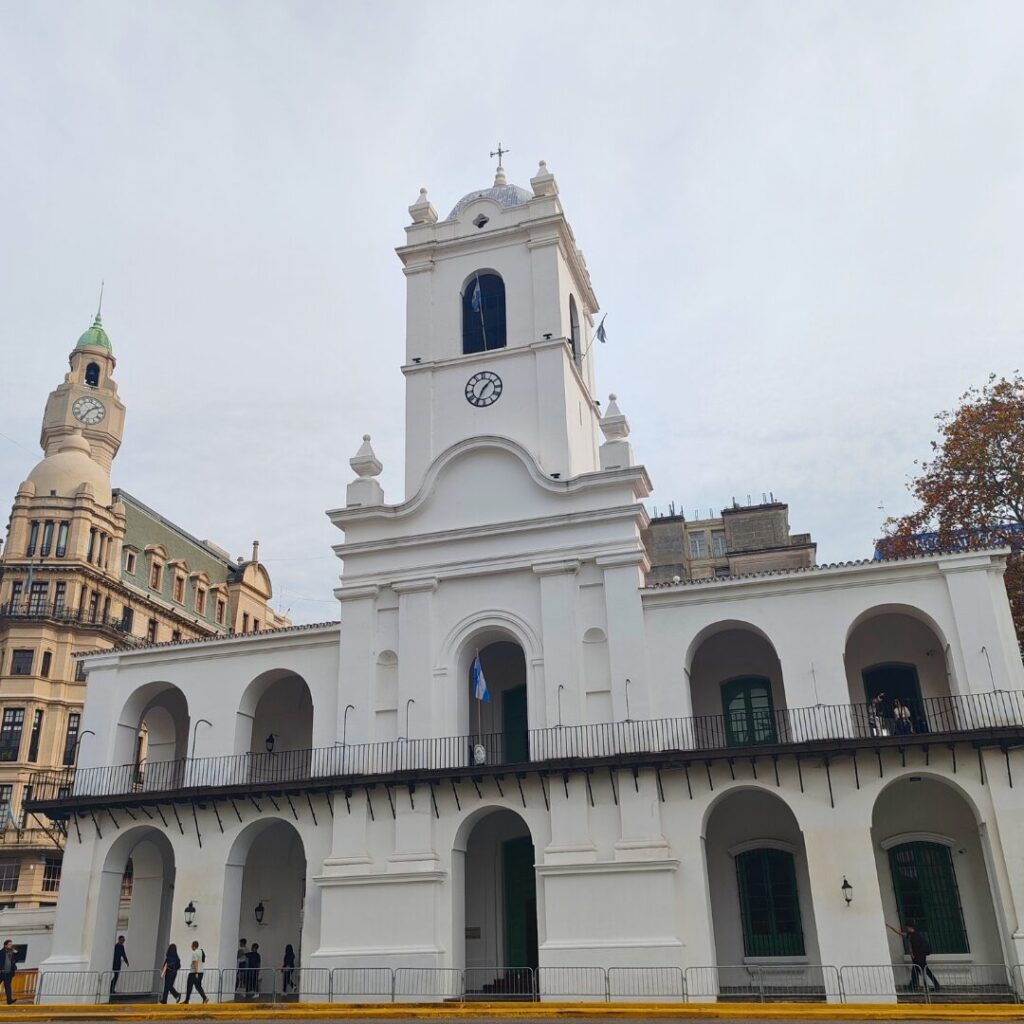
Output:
(392, 967), (463, 1002)
(607, 966), (685, 1000)
(536, 966), (608, 1000)
(102, 968), (162, 1002)
(684, 964), (839, 1002)
(330, 967), (394, 1002)
(218, 966), (276, 1002)
(463, 967), (535, 1000)
(34, 970), (102, 1003)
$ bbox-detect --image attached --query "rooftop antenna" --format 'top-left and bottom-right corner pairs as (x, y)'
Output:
(96, 280), (105, 321)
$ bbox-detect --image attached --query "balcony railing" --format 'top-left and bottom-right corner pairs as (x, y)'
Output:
(24, 690), (1024, 807)
(0, 600), (139, 643)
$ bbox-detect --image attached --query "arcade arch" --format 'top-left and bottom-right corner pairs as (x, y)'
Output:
(113, 683), (190, 791)
(236, 670), (313, 782)
(459, 636), (528, 766)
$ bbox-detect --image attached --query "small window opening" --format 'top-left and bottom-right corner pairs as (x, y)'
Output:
(85, 363), (101, 387)
(473, 214), (489, 229)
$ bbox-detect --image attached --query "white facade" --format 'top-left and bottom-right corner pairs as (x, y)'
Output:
(36, 162), (1024, 1004)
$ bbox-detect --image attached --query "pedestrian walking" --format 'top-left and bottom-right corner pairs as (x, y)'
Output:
(184, 940), (208, 1004)
(281, 944), (296, 993)
(0, 940), (17, 1005)
(235, 939), (248, 995)
(110, 935), (129, 994)
(888, 922), (941, 991)
(159, 943), (181, 1003)
(245, 942), (261, 998)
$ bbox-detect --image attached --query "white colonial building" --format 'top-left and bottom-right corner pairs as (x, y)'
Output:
(31, 161), (1024, 1004)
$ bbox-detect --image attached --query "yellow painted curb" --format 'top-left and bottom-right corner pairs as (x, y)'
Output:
(4, 1003), (1024, 1021)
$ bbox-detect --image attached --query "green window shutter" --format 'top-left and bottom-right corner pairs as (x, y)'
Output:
(888, 841), (969, 954)
(736, 848), (805, 957)
(722, 677), (777, 747)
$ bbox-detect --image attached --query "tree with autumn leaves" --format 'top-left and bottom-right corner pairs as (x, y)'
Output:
(879, 372), (1024, 649)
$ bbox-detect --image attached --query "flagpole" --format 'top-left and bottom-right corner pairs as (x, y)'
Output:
(476, 649), (482, 739)
(475, 275), (488, 351)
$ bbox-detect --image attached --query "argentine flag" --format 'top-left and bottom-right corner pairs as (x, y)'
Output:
(472, 655), (491, 703)
(471, 277), (482, 313)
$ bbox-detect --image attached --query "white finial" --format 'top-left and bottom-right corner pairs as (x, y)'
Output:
(408, 187), (437, 225)
(600, 393), (630, 442)
(531, 159), (558, 198)
(350, 434), (382, 479)
(493, 165), (507, 187)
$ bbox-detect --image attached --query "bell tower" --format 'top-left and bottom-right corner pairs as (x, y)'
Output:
(397, 158), (603, 496)
(40, 306), (126, 471)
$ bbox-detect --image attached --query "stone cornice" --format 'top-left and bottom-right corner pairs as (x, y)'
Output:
(391, 577), (439, 595)
(334, 584), (380, 603)
(532, 559), (581, 578)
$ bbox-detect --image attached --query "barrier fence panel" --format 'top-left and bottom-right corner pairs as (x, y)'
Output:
(101, 968), (162, 1002)
(12, 968), (37, 1002)
(757, 964), (838, 1002)
(463, 967), (535, 1001)
(927, 962), (1017, 1003)
(273, 967), (330, 1002)
(330, 967), (395, 1003)
(686, 965), (758, 1002)
(607, 966), (685, 1001)
(36, 971), (101, 1004)
(536, 966), (607, 1001)
(393, 967), (463, 1002)
(218, 967), (276, 1002)
(839, 964), (917, 1003)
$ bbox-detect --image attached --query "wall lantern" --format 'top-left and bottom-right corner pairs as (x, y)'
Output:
(842, 877), (853, 906)
(254, 900), (266, 925)
(265, 734), (276, 754)
(184, 901), (197, 928)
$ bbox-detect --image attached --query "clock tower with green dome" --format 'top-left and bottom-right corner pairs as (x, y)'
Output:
(39, 306), (126, 473)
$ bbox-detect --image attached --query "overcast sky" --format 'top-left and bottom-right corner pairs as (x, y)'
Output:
(2, 2), (1022, 624)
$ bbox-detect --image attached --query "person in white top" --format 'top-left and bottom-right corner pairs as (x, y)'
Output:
(184, 940), (209, 1004)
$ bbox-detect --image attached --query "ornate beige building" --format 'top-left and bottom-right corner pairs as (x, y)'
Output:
(0, 311), (288, 914)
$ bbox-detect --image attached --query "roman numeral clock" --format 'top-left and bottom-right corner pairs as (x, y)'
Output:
(465, 371), (503, 408)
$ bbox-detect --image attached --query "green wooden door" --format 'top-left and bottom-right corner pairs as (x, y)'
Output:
(503, 835), (538, 969)
(503, 685), (529, 763)
(722, 677), (777, 746)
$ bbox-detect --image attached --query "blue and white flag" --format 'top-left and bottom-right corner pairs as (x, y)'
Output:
(471, 277), (482, 313)
(471, 655), (491, 703)
(596, 313), (608, 344)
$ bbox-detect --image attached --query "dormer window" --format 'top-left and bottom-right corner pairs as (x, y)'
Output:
(172, 574), (185, 604)
(462, 272), (507, 354)
(85, 362), (101, 388)
(149, 561), (163, 591)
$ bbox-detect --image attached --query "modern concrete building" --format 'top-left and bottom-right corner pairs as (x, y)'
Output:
(26, 163), (1024, 1005)
(0, 312), (288, 961)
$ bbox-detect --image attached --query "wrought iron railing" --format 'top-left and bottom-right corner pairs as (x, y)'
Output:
(24, 690), (1024, 806)
(0, 600), (139, 642)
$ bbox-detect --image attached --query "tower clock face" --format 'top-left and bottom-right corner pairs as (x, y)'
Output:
(72, 396), (106, 425)
(465, 370), (503, 408)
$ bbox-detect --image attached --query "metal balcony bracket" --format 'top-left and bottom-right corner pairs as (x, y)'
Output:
(978, 745), (986, 785)
(471, 777), (483, 800)
(516, 773), (527, 809)
(683, 763), (692, 800)
(89, 811), (102, 840)
(107, 809), (120, 830)
(704, 760), (714, 791)
(286, 794), (299, 821)
(72, 813), (82, 844)
(540, 775), (549, 811)
(29, 812), (64, 850)
(584, 770), (594, 808)
(631, 766), (640, 793)
(229, 799), (242, 823)
(171, 804), (184, 835)
(796, 755), (804, 793)
(123, 806), (137, 821)
(139, 804), (153, 820)
(824, 758), (834, 809)
(247, 796), (261, 814)
(655, 767), (665, 803)
(749, 757), (758, 780)
(406, 784), (415, 811)
(1003, 745), (1013, 788)
(853, 751), (860, 790)
(875, 748), (884, 778)
(563, 773), (571, 800)
(923, 744), (930, 766)
(949, 743), (958, 774)
(325, 792), (333, 819)
(609, 767), (620, 804)
(343, 787), (352, 814)
(430, 783), (440, 819)
(365, 787), (375, 821)
(212, 801), (225, 833)
(191, 802), (202, 848)
(384, 784), (396, 819)
(450, 781), (460, 812)
(267, 794), (281, 812)
(304, 793), (318, 826)
(727, 758), (736, 781)
(773, 755), (780, 787)
(493, 775), (504, 799)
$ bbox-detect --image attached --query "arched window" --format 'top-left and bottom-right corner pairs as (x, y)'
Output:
(568, 294), (581, 366)
(722, 676), (777, 746)
(888, 841), (968, 953)
(85, 362), (101, 387)
(736, 847), (805, 956)
(462, 273), (507, 354)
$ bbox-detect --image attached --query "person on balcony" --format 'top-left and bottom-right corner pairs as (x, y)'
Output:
(159, 943), (181, 1003)
(893, 698), (914, 735)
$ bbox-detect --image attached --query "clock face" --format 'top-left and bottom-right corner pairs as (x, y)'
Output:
(465, 370), (503, 408)
(72, 396), (106, 425)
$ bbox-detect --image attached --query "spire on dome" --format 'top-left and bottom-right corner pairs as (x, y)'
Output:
(75, 292), (113, 353)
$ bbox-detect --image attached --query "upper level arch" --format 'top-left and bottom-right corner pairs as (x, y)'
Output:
(568, 294), (581, 365)
(461, 270), (507, 354)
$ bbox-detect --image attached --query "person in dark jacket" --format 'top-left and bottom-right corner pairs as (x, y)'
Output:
(281, 944), (296, 993)
(110, 936), (129, 994)
(245, 942), (261, 998)
(0, 940), (18, 1005)
(159, 943), (181, 1003)
(888, 922), (941, 990)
